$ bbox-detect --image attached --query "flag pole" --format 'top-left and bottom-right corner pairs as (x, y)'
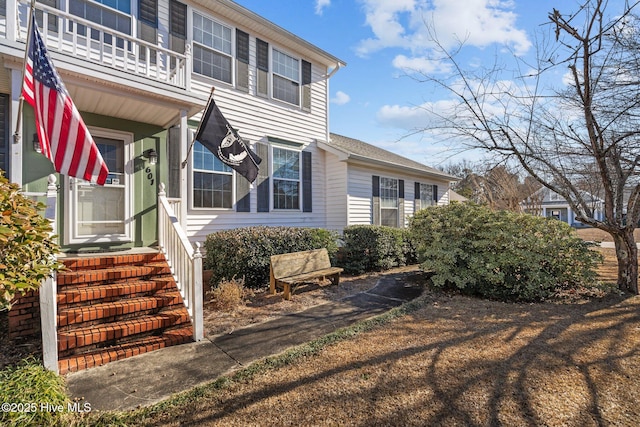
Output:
(13, 0), (37, 144)
(181, 86), (215, 169)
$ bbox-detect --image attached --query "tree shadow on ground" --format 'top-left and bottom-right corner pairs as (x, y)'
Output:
(146, 290), (640, 427)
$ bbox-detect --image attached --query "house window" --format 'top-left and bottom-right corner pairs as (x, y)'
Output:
(192, 12), (232, 84)
(272, 49), (299, 105)
(380, 177), (398, 227)
(419, 183), (434, 210)
(272, 147), (300, 209)
(192, 141), (233, 209)
(68, 0), (132, 47)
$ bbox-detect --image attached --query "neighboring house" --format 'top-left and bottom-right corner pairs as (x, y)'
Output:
(523, 187), (604, 226)
(320, 134), (457, 231)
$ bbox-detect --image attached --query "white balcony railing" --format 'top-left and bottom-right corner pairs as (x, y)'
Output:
(158, 183), (203, 341)
(15, 1), (190, 90)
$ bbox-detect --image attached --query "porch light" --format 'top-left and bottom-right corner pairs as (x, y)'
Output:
(144, 148), (158, 165)
(33, 133), (42, 153)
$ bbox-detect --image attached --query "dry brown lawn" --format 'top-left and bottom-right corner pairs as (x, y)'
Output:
(134, 246), (640, 427)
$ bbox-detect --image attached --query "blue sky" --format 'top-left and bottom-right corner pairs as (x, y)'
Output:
(231, 1), (621, 168)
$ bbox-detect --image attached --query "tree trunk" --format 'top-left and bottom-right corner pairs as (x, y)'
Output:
(611, 230), (639, 294)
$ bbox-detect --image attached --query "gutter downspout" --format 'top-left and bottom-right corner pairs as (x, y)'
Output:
(324, 62), (344, 143)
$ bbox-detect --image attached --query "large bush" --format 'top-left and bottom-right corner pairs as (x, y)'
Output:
(0, 174), (63, 310)
(410, 203), (603, 302)
(339, 225), (416, 275)
(204, 226), (339, 289)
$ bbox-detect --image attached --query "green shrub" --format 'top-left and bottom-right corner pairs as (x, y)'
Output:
(0, 173), (64, 310)
(410, 203), (603, 302)
(204, 226), (339, 289)
(0, 357), (73, 426)
(339, 225), (415, 275)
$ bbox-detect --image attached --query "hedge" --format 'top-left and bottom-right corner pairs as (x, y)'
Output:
(204, 226), (338, 289)
(339, 225), (416, 275)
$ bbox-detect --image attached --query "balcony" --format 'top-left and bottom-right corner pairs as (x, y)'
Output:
(8, 2), (190, 91)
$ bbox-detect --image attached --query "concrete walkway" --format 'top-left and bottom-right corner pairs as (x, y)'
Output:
(65, 272), (423, 412)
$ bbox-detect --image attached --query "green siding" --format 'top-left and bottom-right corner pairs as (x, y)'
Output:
(21, 108), (168, 252)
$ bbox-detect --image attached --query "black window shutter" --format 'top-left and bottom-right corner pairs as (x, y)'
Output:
(433, 185), (438, 204)
(256, 39), (269, 97)
(256, 39), (269, 71)
(236, 29), (249, 63)
(236, 141), (251, 212)
(398, 179), (405, 228)
(302, 151), (312, 212)
(414, 182), (420, 212)
(256, 143), (270, 212)
(139, 0), (158, 27)
(372, 175), (380, 225)
(169, 0), (186, 38)
(302, 60), (311, 84)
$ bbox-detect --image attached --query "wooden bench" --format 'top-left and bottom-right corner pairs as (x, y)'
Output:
(269, 248), (343, 300)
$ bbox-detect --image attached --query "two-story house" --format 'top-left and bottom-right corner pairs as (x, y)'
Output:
(1, 0), (454, 374)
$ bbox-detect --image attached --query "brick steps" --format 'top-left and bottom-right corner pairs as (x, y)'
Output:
(58, 308), (191, 352)
(58, 325), (193, 375)
(58, 292), (184, 327)
(57, 277), (175, 306)
(56, 252), (193, 374)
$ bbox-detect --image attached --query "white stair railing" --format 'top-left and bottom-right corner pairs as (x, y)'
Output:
(158, 183), (203, 341)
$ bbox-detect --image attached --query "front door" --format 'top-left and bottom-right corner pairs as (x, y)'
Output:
(65, 129), (133, 245)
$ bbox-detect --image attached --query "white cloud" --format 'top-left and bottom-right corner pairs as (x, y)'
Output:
(356, 0), (531, 67)
(392, 54), (452, 75)
(331, 90), (351, 105)
(315, 0), (331, 15)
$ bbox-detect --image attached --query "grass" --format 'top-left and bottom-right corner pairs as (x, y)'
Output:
(74, 247), (640, 426)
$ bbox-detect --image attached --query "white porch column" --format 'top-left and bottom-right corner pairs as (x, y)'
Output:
(179, 108), (188, 230)
(10, 69), (24, 186)
(40, 175), (59, 373)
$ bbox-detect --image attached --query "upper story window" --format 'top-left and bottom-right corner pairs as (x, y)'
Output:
(192, 12), (232, 84)
(272, 49), (300, 105)
(272, 146), (300, 210)
(69, 0), (132, 34)
(192, 141), (233, 209)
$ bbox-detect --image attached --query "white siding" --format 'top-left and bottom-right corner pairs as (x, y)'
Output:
(186, 140), (327, 243)
(324, 151), (348, 232)
(183, 8), (332, 243)
(346, 164), (452, 229)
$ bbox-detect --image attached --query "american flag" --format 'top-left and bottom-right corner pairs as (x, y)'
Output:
(22, 13), (109, 185)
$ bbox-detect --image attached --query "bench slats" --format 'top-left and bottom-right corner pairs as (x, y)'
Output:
(269, 249), (343, 300)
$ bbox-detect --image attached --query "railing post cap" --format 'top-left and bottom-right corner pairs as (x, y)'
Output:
(158, 182), (166, 196)
(194, 241), (202, 257)
(47, 174), (57, 185)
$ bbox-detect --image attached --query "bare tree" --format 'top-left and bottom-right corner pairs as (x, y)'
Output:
(446, 161), (542, 212)
(417, 0), (640, 293)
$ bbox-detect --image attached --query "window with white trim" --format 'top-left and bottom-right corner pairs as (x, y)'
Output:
(272, 147), (300, 209)
(192, 12), (232, 84)
(380, 177), (398, 227)
(192, 141), (233, 209)
(419, 183), (434, 210)
(272, 49), (300, 105)
(68, 0), (132, 47)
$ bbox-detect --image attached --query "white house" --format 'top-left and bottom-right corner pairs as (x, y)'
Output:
(0, 0), (455, 374)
